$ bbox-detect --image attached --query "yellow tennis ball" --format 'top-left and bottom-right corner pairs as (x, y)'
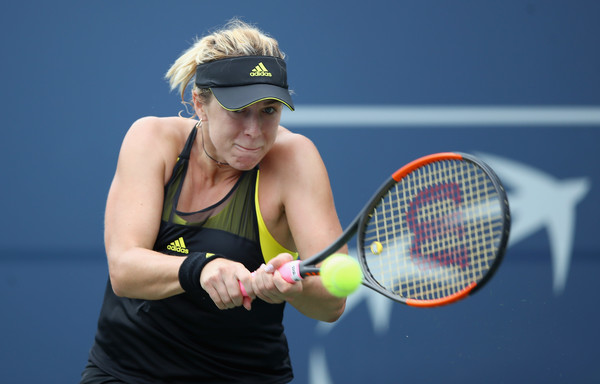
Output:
(320, 254), (363, 297)
(370, 241), (383, 255)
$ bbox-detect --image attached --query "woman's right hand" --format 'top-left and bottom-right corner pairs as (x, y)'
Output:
(200, 258), (255, 310)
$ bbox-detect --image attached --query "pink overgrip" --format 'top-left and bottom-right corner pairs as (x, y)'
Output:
(239, 260), (302, 297)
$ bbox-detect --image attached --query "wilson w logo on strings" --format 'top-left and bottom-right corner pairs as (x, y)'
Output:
(406, 183), (468, 269)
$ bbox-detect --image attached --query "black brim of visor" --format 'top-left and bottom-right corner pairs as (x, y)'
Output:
(211, 84), (295, 111)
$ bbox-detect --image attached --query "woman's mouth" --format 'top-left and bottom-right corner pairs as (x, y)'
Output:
(235, 144), (261, 153)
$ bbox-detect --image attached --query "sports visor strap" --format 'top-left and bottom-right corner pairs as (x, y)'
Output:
(195, 56), (289, 89)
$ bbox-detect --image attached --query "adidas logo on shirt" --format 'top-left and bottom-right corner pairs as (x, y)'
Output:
(249, 62), (272, 77)
(167, 237), (189, 254)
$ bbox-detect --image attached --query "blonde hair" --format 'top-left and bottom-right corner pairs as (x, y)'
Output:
(165, 19), (285, 110)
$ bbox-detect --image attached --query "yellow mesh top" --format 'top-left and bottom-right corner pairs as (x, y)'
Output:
(163, 161), (298, 264)
(255, 170), (299, 263)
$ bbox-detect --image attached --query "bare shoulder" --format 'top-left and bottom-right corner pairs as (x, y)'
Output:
(121, 116), (194, 155)
(266, 126), (321, 167)
(117, 116), (197, 182)
(123, 116), (192, 149)
(261, 126), (327, 186)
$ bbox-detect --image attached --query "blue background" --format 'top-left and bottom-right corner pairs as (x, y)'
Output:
(1, 1), (599, 383)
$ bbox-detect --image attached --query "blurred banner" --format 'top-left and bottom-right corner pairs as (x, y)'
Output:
(283, 107), (600, 383)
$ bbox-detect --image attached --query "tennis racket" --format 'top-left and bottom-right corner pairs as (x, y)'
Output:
(241, 152), (510, 307)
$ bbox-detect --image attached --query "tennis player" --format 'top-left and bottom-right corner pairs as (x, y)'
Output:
(80, 19), (346, 384)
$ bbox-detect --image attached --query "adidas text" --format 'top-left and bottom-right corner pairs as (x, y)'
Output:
(167, 237), (189, 254)
(167, 244), (189, 254)
(250, 71), (272, 77)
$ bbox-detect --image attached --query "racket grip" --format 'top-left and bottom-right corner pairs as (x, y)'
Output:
(239, 281), (249, 297)
(239, 260), (303, 297)
(239, 271), (256, 297)
(278, 260), (303, 283)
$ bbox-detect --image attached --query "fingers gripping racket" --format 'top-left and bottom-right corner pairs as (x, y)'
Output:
(242, 152), (510, 307)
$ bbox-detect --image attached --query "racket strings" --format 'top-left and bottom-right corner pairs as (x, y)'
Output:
(362, 160), (504, 302)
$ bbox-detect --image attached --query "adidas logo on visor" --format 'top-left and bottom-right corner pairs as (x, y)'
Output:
(249, 62), (272, 77)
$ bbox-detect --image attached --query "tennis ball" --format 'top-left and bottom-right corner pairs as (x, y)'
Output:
(320, 254), (363, 297)
(370, 241), (383, 255)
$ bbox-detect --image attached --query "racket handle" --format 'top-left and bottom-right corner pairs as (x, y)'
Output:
(278, 260), (303, 283)
(239, 260), (303, 297)
(239, 280), (249, 297)
(238, 271), (255, 297)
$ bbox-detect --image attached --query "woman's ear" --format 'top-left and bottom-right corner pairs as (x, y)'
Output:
(192, 92), (208, 121)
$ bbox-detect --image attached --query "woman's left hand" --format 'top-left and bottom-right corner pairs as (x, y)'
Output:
(251, 253), (303, 304)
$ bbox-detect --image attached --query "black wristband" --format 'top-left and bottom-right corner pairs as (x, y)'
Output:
(178, 252), (224, 292)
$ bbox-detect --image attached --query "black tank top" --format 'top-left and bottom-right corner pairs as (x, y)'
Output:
(88, 126), (293, 384)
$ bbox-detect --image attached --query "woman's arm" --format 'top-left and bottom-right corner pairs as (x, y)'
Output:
(254, 131), (347, 322)
(104, 117), (187, 300)
(105, 117), (255, 306)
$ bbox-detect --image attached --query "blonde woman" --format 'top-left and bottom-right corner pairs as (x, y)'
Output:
(80, 19), (346, 384)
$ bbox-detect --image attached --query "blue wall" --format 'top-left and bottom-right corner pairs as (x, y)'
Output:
(1, 1), (599, 383)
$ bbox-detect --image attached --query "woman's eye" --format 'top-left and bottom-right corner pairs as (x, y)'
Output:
(264, 107), (276, 114)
